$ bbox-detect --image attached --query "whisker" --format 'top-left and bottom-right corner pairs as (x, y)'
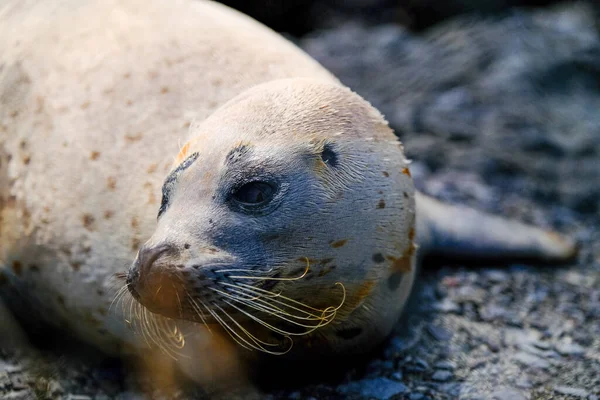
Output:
(204, 304), (254, 352)
(227, 259), (310, 281)
(210, 287), (330, 322)
(223, 281), (335, 314)
(215, 267), (275, 275)
(185, 292), (212, 333)
(214, 305), (293, 355)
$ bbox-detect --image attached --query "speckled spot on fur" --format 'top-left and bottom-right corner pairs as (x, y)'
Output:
(125, 132), (143, 143)
(329, 239), (348, 248)
(22, 156), (30, 165)
(29, 264), (40, 272)
(80, 101), (90, 109)
(82, 214), (95, 231)
(147, 163), (158, 174)
(11, 260), (23, 276)
(90, 151), (100, 160)
(160, 86), (169, 94)
(131, 237), (141, 251)
(71, 262), (81, 271)
(106, 177), (117, 190)
(382, 171), (389, 177)
(377, 199), (386, 209)
(401, 167), (411, 176)
(403, 192), (410, 199)
(372, 253), (385, 263)
(104, 210), (114, 219)
(131, 217), (139, 229)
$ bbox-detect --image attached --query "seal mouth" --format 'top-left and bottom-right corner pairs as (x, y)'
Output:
(120, 257), (347, 355)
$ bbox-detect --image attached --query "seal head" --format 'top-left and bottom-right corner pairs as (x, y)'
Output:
(127, 78), (416, 357)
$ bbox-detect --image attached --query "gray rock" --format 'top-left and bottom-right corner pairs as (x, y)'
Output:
(491, 388), (527, 400)
(338, 377), (408, 400)
(513, 352), (550, 369)
(391, 371), (403, 381)
(555, 338), (586, 356)
(434, 298), (461, 313)
(431, 370), (453, 382)
(484, 270), (510, 283)
(453, 286), (487, 304)
(553, 386), (589, 398)
(433, 361), (456, 370)
(66, 395), (93, 400)
(427, 324), (453, 341)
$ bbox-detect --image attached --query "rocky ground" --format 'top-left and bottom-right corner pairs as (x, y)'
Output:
(1, 1), (599, 399)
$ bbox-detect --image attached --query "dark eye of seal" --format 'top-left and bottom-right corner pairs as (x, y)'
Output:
(232, 181), (275, 206)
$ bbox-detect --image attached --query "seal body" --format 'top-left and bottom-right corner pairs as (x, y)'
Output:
(0, 0), (335, 352)
(0, 0), (574, 364)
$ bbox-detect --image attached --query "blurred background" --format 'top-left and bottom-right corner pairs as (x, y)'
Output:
(2, 1), (599, 399)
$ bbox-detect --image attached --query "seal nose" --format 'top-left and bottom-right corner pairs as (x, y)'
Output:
(126, 243), (175, 302)
(138, 243), (172, 275)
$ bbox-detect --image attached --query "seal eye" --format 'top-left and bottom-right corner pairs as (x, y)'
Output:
(232, 181), (275, 206)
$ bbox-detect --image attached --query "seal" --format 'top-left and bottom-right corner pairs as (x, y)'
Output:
(0, 0), (575, 368)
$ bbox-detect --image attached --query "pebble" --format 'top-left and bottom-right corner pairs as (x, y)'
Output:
(515, 376), (533, 389)
(555, 339), (585, 356)
(431, 370), (453, 382)
(66, 395), (93, 400)
(513, 352), (550, 369)
(433, 361), (455, 370)
(338, 378), (408, 400)
(427, 324), (453, 341)
(3, 392), (34, 400)
(553, 386), (589, 398)
(484, 270), (510, 283)
(391, 371), (403, 381)
(454, 286), (487, 304)
(434, 298), (461, 313)
(0, 372), (11, 390)
(491, 388), (527, 400)
(480, 304), (507, 321)
(405, 358), (430, 373)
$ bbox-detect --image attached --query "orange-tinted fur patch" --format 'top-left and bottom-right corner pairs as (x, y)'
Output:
(175, 142), (191, 164)
(401, 167), (411, 176)
(82, 214), (95, 231)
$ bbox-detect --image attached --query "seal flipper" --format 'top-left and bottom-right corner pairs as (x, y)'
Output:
(415, 192), (577, 263)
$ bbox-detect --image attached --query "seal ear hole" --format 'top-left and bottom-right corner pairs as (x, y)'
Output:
(321, 143), (338, 167)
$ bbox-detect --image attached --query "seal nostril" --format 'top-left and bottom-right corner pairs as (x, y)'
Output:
(138, 243), (173, 274)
